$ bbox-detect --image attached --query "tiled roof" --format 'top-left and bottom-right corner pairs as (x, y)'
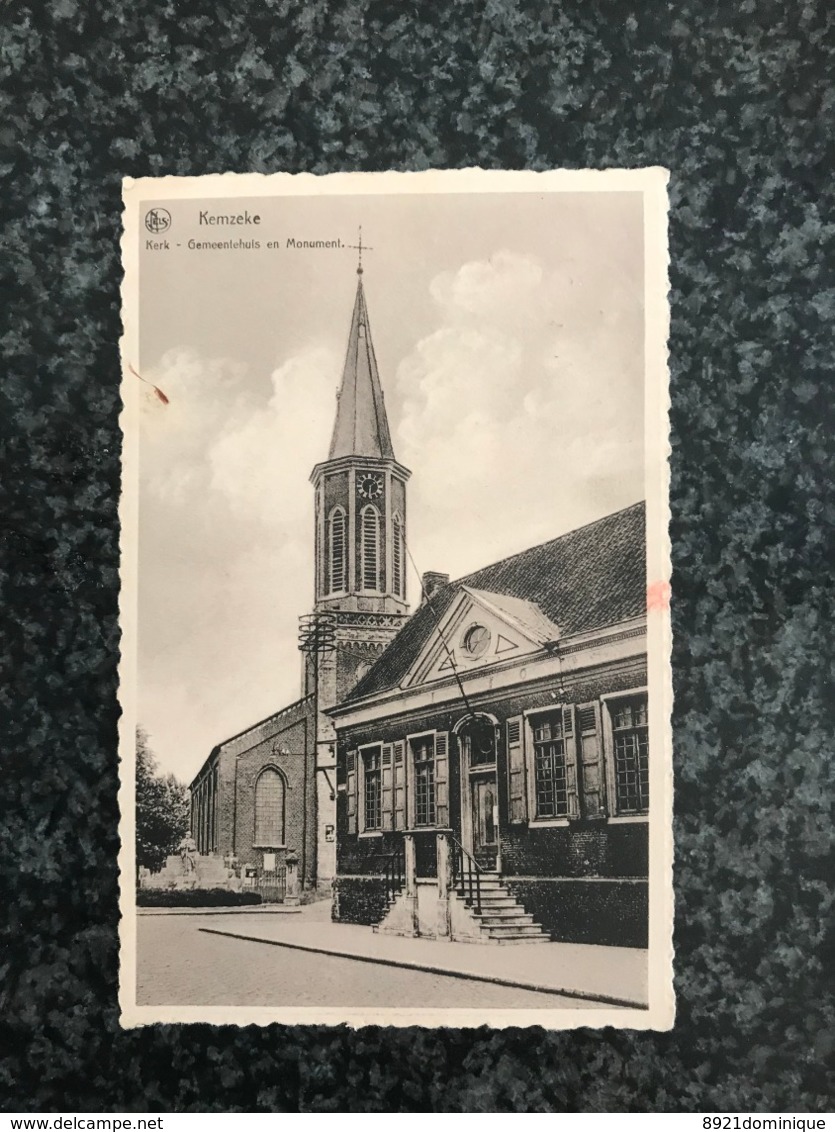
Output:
(345, 501), (646, 702)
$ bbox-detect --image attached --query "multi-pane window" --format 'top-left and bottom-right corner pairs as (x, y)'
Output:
(392, 513), (404, 598)
(532, 712), (570, 818)
(412, 736), (436, 826)
(363, 746), (382, 830)
(254, 768), (285, 846)
(328, 507), (346, 593)
(463, 716), (496, 767)
(361, 506), (380, 590)
(612, 695), (649, 813)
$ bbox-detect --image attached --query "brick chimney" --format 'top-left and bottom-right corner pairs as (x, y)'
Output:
(421, 571), (450, 605)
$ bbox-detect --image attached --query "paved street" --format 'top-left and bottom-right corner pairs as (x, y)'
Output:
(137, 912), (589, 1009)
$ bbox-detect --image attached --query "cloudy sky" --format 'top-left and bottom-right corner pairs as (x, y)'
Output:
(136, 188), (645, 782)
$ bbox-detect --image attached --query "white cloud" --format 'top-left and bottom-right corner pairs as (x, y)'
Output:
(208, 346), (338, 527)
(428, 250), (547, 329)
(394, 251), (643, 579)
(138, 345), (339, 780)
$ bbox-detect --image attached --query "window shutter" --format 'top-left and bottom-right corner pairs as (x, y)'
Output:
(506, 716), (527, 823)
(578, 701), (606, 818)
(434, 732), (450, 827)
(562, 706), (580, 819)
(346, 749), (357, 835)
(381, 743), (394, 829)
(393, 741), (406, 830)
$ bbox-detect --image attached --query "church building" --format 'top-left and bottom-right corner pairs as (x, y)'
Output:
(189, 259), (411, 892)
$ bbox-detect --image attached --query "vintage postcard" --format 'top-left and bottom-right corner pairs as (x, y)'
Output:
(118, 168), (673, 1029)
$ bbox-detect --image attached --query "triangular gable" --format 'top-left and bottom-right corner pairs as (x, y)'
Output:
(463, 587), (563, 644)
(403, 587), (560, 689)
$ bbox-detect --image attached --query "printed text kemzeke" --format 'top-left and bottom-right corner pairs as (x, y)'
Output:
(199, 210), (261, 225)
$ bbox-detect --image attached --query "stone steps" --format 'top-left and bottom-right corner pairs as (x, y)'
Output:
(485, 923), (549, 940)
(473, 896), (520, 909)
(475, 904), (535, 919)
(454, 871), (549, 944)
(478, 913), (537, 927)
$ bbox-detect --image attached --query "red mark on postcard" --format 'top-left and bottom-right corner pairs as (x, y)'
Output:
(647, 580), (671, 612)
(129, 363), (169, 405)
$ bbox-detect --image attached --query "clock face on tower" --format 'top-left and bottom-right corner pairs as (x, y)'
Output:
(357, 472), (383, 501)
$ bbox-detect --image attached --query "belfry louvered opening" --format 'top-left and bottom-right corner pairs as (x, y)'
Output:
(392, 512), (404, 598)
(328, 506), (346, 594)
(361, 505), (380, 591)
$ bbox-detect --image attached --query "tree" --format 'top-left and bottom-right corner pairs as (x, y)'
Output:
(136, 726), (190, 874)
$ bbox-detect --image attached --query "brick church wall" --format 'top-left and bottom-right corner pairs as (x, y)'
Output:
(194, 698), (318, 888)
(232, 716), (309, 865)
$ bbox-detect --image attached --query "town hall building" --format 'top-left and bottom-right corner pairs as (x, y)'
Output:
(328, 502), (649, 948)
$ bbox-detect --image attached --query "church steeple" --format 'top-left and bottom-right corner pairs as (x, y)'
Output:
(328, 276), (395, 461)
(310, 260), (411, 620)
(305, 256), (413, 884)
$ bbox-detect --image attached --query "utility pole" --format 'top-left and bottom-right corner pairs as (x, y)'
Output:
(298, 611), (337, 888)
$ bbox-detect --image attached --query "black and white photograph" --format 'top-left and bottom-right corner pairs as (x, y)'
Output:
(118, 168), (673, 1029)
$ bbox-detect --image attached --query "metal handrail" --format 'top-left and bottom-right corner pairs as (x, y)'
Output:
(376, 845), (406, 905)
(449, 834), (484, 915)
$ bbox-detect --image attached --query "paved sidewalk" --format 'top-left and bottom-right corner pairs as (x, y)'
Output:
(200, 903), (648, 1008)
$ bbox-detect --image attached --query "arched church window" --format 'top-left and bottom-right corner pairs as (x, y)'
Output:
(392, 512), (404, 598)
(328, 507), (346, 593)
(361, 505), (380, 591)
(254, 767), (285, 847)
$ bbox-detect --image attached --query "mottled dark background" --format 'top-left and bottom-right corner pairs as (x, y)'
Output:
(1, 0), (833, 1113)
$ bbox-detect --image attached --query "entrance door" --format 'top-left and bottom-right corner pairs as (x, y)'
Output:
(471, 775), (498, 867)
(458, 715), (501, 870)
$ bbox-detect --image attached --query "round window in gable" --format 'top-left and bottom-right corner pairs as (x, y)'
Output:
(462, 624), (490, 659)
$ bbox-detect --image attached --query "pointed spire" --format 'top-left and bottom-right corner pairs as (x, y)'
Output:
(328, 274), (395, 460)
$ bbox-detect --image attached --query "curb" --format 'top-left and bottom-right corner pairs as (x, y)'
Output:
(138, 906), (304, 917)
(198, 926), (648, 1010)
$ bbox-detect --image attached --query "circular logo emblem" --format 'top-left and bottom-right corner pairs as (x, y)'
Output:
(145, 208), (171, 234)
